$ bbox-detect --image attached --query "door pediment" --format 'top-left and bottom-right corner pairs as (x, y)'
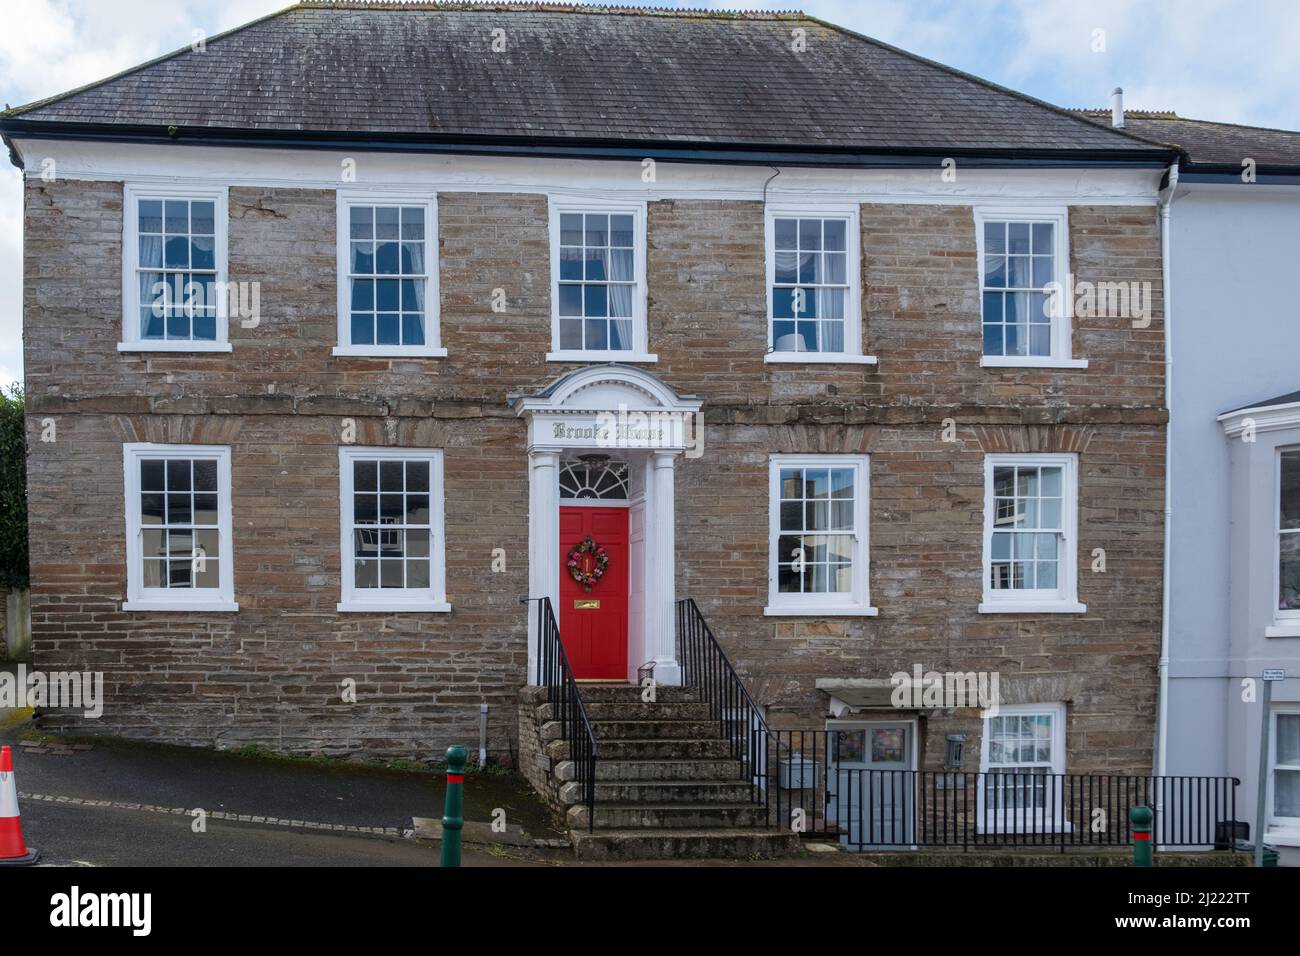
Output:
(511, 364), (702, 452)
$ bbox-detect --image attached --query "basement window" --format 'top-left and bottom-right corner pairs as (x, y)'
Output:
(119, 186), (232, 353)
(122, 444), (236, 612)
(333, 193), (445, 358)
(338, 448), (450, 613)
(978, 703), (1068, 833)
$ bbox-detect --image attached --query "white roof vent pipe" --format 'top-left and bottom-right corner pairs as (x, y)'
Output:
(1111, 87), (1125, 128)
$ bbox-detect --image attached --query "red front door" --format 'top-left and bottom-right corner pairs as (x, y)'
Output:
(559, 506), (629, 680)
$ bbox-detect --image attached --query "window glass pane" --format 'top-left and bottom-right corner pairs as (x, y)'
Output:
(139, 199), (163, 233)
(1007, 222), (1031, 254)
(401, 206), (424, 239)
(1282, 451), (1300, 529)
(823, 219), (846, 251)
(559, 317), (583, 349)
(1281, 535), (1300, 611)
(350, 205), (373, 239)
(375, 206), (400, 240)
(1277, 769), (1300, 818)
(1279, 715), (1300, 765)
(610, 215), (634, 247)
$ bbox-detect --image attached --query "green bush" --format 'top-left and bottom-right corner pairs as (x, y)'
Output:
(0, 384), (28, 590)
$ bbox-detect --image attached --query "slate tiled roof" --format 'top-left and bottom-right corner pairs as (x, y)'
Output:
(2, 2), (1169, 160)
(1224, 390), (1300, 415)
(1074, 110), (1300, 169)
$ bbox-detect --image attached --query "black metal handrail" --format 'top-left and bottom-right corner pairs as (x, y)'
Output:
(676, 598), (772, 815)
(534, 596), (598, 831)
(675, 599), (1242, 850)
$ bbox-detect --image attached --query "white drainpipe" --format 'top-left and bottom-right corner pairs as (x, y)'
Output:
(1156, 161), (1180, 787)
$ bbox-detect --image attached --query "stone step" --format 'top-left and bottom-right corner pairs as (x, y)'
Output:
(569, 802), (770, 830)
(571, 828), (800, 861)
(555, 758), (746, 783)
(547, 737), (736, 761)
(577, 685), (702, 703)
(590, 719), (720, 740)
(594, 759), (746, 782)
(591, 780), (759, 803)
(581, 701), (714, 721)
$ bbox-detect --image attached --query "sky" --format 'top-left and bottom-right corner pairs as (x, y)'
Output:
(1, 0), (1298, 388)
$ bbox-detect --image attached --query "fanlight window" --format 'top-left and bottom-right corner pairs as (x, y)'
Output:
(559, 459), (629, 500)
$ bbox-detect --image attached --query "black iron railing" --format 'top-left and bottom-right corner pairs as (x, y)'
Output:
(675, 599), (1242, 852)
(771, 736), (1241, 850)
(676, 598), (772, 815)
(533, 596), (597, 830)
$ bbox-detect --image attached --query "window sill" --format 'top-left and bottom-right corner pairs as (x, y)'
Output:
(546, 351), (658, 364)
(763, 605), (879, 618)
(1265, 623), (1300, 638)
(980, 356), (1089, 370)
(1264, 828), (1300, 847)
(332, 346), (448, 358)
(118, 342), (232, 353)
(336, 601), (452, 613)
(122, 600), (239, 612)
(765, 353), (879, 366)
(978, 601), (1087, 615)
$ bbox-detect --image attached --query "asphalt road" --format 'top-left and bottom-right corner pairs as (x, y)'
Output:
(22, 799), (449, 867)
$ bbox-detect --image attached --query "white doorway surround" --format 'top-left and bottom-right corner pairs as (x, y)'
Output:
(511, 365), (702, 686)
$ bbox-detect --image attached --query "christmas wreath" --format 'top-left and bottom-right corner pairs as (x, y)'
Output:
(566, 535), (609, 592)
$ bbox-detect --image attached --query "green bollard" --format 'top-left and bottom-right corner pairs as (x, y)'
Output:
(1130, 805), (1153, 867)
(440, 745), (467, 868)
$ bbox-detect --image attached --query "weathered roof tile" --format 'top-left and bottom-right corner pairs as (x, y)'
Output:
(5, 3), (1168, 158)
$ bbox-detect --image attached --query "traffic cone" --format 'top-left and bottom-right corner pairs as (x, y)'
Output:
(0, 745), (40, 865)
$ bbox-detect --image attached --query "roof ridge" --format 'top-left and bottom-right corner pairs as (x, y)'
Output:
(1071, 108), (1180, 119)
(802, 12), (1177, 155)
(3, 2), (301, 118)
(1072, 108), (1300, 139)
(296, 1), (808, 17)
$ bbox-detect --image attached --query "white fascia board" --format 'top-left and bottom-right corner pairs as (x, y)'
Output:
(12, 137), (1162, 206)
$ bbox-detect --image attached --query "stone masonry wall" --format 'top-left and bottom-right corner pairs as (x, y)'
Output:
(24, 177), (1165, 771)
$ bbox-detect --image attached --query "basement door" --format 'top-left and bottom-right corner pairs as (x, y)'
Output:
(826, 721), (916, 849)
(559, 506), (629, 680)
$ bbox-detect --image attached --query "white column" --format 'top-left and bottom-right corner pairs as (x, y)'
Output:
(647, 451), (682, 685)
(527, 450), (560, 685)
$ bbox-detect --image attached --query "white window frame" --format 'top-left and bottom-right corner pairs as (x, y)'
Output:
(974, 207), (1087, 370)
(333, 192), (445, 358)
(978, 702), (1069, 834)
(122, 443), (236, 612)
(765, 454), (876, 617)
(546, 196), (654, 363)
(1269, 708), (1300, 832)
(1276, 447), (1300, 624)
(980, 452), (1085, 614)
(763, 203), (874, 365)
(337, 447), (450, 613)
(119, 185), (231, 353)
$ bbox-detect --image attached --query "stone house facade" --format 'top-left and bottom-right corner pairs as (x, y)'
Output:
(3, 6), (1174, 795)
